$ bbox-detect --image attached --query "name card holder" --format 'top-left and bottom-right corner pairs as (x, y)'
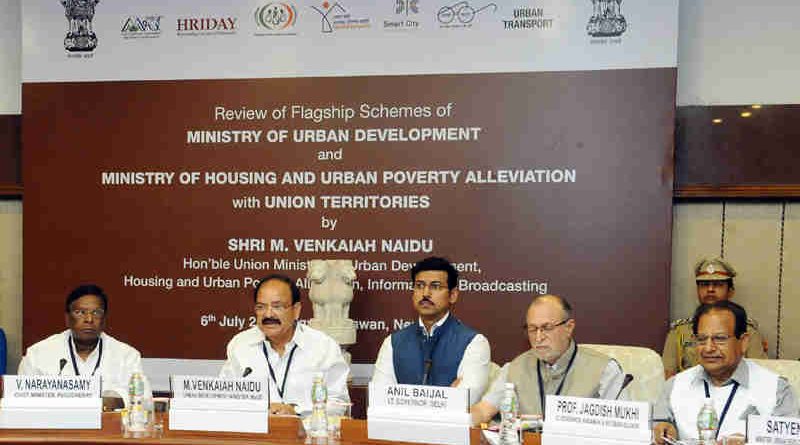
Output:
(0, 375), (102, 429)
(169, 375), (269, 434)
(748, 415), (800, 444)
(367, 383), (471, 445)
(542, 396), (650, 445)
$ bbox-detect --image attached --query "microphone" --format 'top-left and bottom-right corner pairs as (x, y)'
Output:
(58, 359), (67, 375)
(615, 374), (634, 400)
(422, 359), (432, 386)
(242, 367), (253, 378)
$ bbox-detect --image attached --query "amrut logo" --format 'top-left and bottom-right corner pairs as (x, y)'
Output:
(61, 0), (99, 52)
(587, 0), (627, 38)
(254, 3), (297, 33)
(311, 2), (370, 33)
(121, 16), (163, 39)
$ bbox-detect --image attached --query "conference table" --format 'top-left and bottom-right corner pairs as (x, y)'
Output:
(0, 413), (542, 445)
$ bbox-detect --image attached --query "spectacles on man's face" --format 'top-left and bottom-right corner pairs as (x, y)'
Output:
(692, 333), (735, 346)
(254, 303), (294, 313)
(70, 308), (106, 319)
(412, 281), (447, 293)
(524, 318), (571, 335)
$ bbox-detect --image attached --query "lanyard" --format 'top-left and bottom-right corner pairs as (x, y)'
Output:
(537, 345), (578, 418)
(262, 342), (298, 400)
(703, 380), (740, 440)
(68, 336), (103, 377)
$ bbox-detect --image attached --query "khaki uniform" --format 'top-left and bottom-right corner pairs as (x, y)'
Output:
(661, 317), (768, 376)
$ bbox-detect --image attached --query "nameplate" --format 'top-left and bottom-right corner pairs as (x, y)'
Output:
(748, 415), (800, 444)
(369, 383), (468, 412)
(171, 375), (268, 401)
(543, 396), (650, 443)
(2, 375), (100, 399)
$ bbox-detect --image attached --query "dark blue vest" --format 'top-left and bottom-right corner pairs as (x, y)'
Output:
(391, 315), (477, 386)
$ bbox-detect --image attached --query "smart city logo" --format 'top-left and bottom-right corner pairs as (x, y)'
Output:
(254, 3), (297, 34)
(311, 1), (370, 33)
(61, 0), (99, 53)
(385, 0), (420, 30)
(121, 15), (163, 39)
(437, 1), (496, 28)
(587, 0), (627, 38)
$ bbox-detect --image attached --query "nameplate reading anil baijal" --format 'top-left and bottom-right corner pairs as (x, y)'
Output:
(545, 396), (649, 431)
(370, 384), (468, 412)
(171, 376), (268, 401)
(2, 375), (100, 399)
(748, 415), (800, 444)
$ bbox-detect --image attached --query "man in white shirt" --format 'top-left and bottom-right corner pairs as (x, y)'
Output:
(471, 295), (626, 424)
(220, 274), (349, 416)
(653, 301), (798, 444)
(18, 284), (143, 408)
(371, 256), (490, 406)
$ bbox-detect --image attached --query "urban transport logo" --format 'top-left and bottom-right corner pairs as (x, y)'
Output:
(587, 0), (627, 38)
(311, 1), (370, 33)
(437, 1), (497, 28)
(254, 2), (297, 34)
(61, 0), (99, 52)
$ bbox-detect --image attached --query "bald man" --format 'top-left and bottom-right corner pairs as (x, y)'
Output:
(470, 295), (626, 424)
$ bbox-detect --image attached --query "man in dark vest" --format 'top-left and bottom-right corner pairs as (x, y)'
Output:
(371, 256), (490, 405)
(471, 294), (625, 424)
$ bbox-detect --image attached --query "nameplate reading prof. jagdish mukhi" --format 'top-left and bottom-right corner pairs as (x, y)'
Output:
(368, 383), (471, 445)
(748, 415), (800, 444)
(169, 375), (269, 434)
(542, 396), (651, 445)
(0, 375), (102, 429)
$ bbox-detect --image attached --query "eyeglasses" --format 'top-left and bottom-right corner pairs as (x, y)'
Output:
(412, 281), (446, 292)
(524, 318), (571, 335)
(70, 308), (105, 319)
(254, 303), (294, 313)
(697, 281), (729, 288)
(693, 334), (734, 345)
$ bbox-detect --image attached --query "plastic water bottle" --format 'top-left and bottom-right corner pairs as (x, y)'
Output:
(696, 397), (718, 444)
(128, 372), (148, 432)
(308, 372), (328, 439)
(499, 383), (520, 445)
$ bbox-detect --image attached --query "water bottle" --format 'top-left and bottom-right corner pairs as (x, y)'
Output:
(696, 397), (718, 444)
(499, 383), (520, 445)
(308, 372), (328, 439)
(128, 372), (148, 432)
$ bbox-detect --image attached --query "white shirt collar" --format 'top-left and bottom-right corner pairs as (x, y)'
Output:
(418, 311), (450, 337)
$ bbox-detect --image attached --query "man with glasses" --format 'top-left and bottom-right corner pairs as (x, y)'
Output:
(371, 256), (490, 405)
(652, 301), (797, 444)
(18, 284), (143, 407)
(662, 257), (767, 378)
(470, 294), (625, 424)
(220, 274), (349, 416)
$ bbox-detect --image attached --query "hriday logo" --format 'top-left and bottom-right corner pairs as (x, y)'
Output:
(311, 2), (370, 33)
(176, 17), (238, 35)
(61, 0), (99, 52)
(437, 1), (496, 27)
(502, 5), (554, 31)
(386, 0), (420, 29)
(255, 3), (297, 32)
(121, 16), (163, 39)
(587, 0), (627, 37)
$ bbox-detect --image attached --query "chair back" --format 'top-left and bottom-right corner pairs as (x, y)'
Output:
(580, 344), (665, 405)
(749, 358), (800, 397)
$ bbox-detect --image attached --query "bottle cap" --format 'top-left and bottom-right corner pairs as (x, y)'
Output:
(505, 383), (515, 390)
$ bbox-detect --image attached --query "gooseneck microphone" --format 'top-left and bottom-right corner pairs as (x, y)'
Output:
(58, 359), (68, 375)
(242, 367), (253, 378)
(615, 374), (634, 400)
(422, 360), (433, 386)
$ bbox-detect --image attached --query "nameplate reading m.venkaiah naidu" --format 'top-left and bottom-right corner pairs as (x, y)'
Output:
(171, 375), (268, 401)
(748, 415), (800, 444)
(169, 375), (269, 434)
(0, 375), (102, 429)
(543, 396), (651, 444)
(368, 383), (471, 445)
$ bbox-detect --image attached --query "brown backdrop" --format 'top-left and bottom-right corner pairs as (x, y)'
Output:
(23, 69), (675, 364)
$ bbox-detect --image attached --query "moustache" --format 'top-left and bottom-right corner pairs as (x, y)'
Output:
(261, 317), (281, 325)
(418, 297), (434, 305)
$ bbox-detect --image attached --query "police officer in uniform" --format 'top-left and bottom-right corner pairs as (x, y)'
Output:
(661, 257), (767, 378)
